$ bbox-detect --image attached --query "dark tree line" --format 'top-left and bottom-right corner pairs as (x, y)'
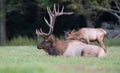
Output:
(0, 0), (120, 45)
(6, 0), (87, 39)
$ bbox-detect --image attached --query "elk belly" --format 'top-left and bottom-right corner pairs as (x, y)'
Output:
(63, 41), (84, 57)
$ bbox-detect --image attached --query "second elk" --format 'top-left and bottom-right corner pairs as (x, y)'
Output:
(65, 28), (107, 52)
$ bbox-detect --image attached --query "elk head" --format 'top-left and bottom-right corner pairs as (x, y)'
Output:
(65, 30), (79, 40)
(37, 35), (59, 55)
(36, 4), (73, 55)
(65, 29), (87, 43)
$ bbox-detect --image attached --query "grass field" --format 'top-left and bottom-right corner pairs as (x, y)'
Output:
(0, 46), (120, 73)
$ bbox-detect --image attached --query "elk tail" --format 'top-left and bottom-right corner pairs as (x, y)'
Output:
(101, 29), (107, 35)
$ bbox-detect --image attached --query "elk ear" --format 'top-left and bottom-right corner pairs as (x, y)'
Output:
(64, 31), (71, 35)
(48, 35), (56, 42)
(64, 31), (68, 34)
(71, 29), (76, 33)
(64, 29), (76, 35)
(66, 29), (76, 34)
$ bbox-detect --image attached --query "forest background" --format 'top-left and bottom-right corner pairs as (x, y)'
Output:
(0, 0), (120, 45)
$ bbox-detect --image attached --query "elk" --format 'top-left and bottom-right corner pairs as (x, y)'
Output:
(36, 4), (73, 56)
(65, 28), (107, 52)
(36, 4), (106, 57)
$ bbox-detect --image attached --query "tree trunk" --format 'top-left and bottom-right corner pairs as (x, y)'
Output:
(0, 0), (6, 45)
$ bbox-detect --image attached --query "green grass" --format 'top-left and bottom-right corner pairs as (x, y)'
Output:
(0, 46), (120, 73)
(105, 38), (120, 46)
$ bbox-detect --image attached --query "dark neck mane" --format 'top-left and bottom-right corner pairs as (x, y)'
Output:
(44, 38), (67, 56)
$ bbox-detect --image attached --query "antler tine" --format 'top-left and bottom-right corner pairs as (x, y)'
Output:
(35, 29), (42, 36)
(47, 7), (54, 17)
(54, 4), (61, 16)
(57, 4), (60, 13)
(40, 28), (52, 36)
(53, 4), (57, 14)
(53, 4), (61, 16)
(36, 28), (52, 37)
(44, 17), (49, 25)
(61, 6), (64, 13)
(61, 5), (74, 15)
(44, 17), (53, 31)
(53, 4), (74, 16)
(36, 29), (42, 36)
(44, 17), (53, 28)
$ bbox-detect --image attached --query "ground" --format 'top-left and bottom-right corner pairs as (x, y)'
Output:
(0, 46), (120, 73)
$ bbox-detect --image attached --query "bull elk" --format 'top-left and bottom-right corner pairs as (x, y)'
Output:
(36, 4), (73, 55)
(65, 28), (107, 52)
(36, 4), (106, 57)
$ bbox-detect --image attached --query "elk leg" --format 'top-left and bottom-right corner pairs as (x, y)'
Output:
(97, 39), (107, 52)
(82, 37), (90, 44)
(85, 39), (90, 44)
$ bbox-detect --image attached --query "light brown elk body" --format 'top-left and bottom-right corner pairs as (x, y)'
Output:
(65, 28), (107, 52)
(36, 4), (106, 57)
(64, 40), (106, 57)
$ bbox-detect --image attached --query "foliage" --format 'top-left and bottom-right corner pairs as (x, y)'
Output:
(0, 46), (120, 73)
(66, 0), (110, 15)
(104, 38), (120, 46)
(5, 34), (120, 46)
(6, 36), (37, 46)
(91, 38), (120, 47)
(36, 0), (58, 8)
(0, 0), (119, 41)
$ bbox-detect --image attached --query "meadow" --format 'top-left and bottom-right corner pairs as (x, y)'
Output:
(0, 46), (120, 73)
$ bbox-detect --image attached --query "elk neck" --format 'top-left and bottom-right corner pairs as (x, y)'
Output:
(51, 36), (67, 55)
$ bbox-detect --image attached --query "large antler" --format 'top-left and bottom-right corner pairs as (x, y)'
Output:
(36, 4), (74, 37)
